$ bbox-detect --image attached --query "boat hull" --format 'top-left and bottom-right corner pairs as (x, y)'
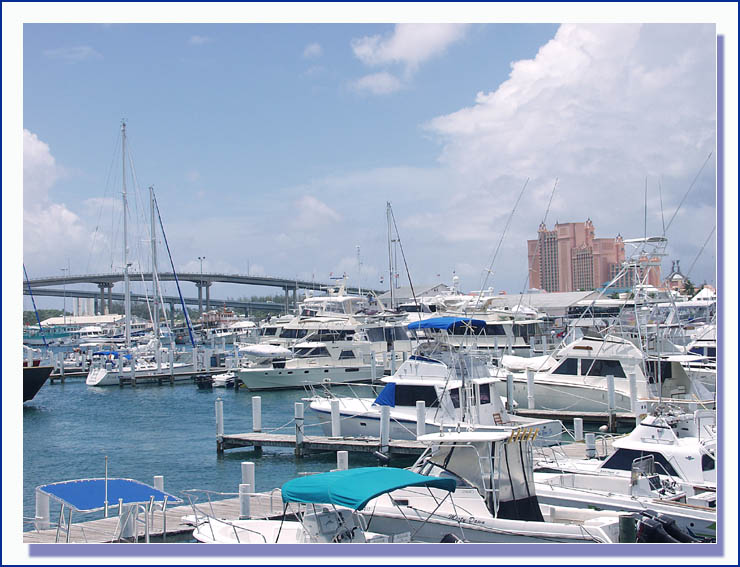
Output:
(24, 365), (53, 402)
(238, 366), (373, 391)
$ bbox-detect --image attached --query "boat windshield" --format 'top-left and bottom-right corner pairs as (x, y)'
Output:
(294, 346), (331, 358)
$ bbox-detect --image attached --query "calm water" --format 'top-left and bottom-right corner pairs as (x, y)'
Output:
(23, 377), (402, 527)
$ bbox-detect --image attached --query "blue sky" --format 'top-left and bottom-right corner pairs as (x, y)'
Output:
(21, 22), (720, 308)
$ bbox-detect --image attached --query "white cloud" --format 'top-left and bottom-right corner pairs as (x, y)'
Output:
(42, 46), (102, 62)
(294, 196), (341, 229)
(352, 24), (469, 73)
(302, 42), (322, 59)
(23, 130), (97, 271)
(351, 72), (403, 95)
(188, 35), (213, 46)
(411, 23), (717, 290)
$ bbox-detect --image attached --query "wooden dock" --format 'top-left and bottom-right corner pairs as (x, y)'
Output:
(23, 492), (282, 544)
(219, 432), (426, 457)
(516, 408), (637, 426)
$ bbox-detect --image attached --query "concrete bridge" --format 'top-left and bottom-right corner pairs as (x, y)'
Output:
(24, 272), (381, 316)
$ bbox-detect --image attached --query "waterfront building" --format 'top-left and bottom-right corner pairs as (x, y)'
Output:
(527, 220), (626, 292)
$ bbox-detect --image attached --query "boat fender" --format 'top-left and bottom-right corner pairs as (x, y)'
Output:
(440, 533), (465, 543)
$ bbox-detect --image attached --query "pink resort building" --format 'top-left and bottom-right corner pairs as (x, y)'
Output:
(527, 220), (632, 292)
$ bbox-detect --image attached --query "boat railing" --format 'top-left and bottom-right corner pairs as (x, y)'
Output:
(183, 487), (283, 523)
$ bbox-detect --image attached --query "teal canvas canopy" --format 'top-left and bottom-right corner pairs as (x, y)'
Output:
(281, 467), (456, 511)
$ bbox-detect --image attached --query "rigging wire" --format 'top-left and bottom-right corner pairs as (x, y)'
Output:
(664, 152), (712, 233)
(685, 225), (716, 282)
(475, 177), (529, 308)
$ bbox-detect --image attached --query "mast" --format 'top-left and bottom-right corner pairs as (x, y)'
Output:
(150, 186), (160, 342)
(386, 202), (394, 309)
(122, 120), (131, 348)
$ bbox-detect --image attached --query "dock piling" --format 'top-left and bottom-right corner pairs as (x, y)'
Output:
(416, 401), (426, 439)
(337, 451), (348, 470)
(330, 399), (341, 437)
(153, 475), (164, 492)
(216, 398), (224, 453)
(573, 418), (584, 442)
(380, 405), (390, 455)
(294, 402), (304, 457)
(606, 374), (616, 432)
(526, 369), (535, 409)
(506, 374), (514, 412)
(241, 462), (255, 491)
(35, 489), (50, 531)
(239, 484), (251, 519)
(252, 396), (262, 432)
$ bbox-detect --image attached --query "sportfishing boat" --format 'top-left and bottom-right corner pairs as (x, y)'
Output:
(188, 467), (453, 543)
(535, 407), (716, 490)
(309, 318), (562, 444)
(358, 431), (632, 543)
(24, 365), (53, 402)
(493, 333), (712, 414)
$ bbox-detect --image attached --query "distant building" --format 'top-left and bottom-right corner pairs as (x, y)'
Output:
(527, 220), (626, 292)
(664, 260), (688, 292)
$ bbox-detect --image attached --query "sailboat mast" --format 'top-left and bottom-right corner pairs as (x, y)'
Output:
(122, 120), (131, 347)
(150, 186), (160, 343)
(386, 202), (394, 309)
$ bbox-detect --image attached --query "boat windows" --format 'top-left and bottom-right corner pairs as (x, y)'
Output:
(280, 329), (309, 339)
(601, 448), (678, 477)
(293, 346), (331, 358)
(262, 327), (279, 336)
(701, 454), (715, 471)
(449, 388), (460, 409)
(394, 385), (440, 408)
(365, 327), (408, 343)
(484, 324), (507, 336)
(339, 350), (355, 360)
(478, 383), (491, 405)
(645, 360), (673, 382)
(583, 358), (626, 378)
(552, 357), (579, 375)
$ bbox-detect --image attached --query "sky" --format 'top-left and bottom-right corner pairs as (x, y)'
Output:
(19, 20), (723, 309)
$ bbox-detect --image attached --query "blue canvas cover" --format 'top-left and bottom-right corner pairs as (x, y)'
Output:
(407, 317), (486, 332)
(281, 467), (456, 511)
(37, 478), (181, 512)
(373, 382), (396, 407)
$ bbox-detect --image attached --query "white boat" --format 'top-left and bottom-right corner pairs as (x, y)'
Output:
(533, 468), (716, 539)
(493, 334), (712, 414)
(309, 320), (562, 444)
(212, 371), (236, 388)
(359, 431), (633, 543)
(237, 340), (374, 391)
(188, 467), (453, 543)
(535, 409), (716, 490)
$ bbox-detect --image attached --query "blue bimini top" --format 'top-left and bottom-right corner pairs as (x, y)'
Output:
(407, 316), (486, 332)
(36, 478), (182, 512)
(281, 467), (456, 511)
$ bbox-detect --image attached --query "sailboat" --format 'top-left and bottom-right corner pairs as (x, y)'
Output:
(86, 123), (194, 386)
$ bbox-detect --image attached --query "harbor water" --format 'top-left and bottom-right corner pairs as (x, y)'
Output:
(23, 378), (400, 529)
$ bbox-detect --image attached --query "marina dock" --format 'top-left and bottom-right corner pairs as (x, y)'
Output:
(23, 492), (282, 544)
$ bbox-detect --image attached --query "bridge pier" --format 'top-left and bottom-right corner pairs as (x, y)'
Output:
(206, 282), (211, 311)
(284, 287), (289, 314)
(197, 283), (203, 317)
(97, 283), (114, 315)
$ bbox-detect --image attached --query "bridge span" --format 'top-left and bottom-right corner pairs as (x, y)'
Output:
(24, 272), (381, 315)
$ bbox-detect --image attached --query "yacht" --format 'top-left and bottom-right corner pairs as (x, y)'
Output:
(359, 431), (631, 543)
(493, 334), (712, 414)
(309, 317), (563, 444)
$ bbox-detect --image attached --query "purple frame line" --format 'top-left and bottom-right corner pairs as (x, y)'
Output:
(27, 31), (726, 561)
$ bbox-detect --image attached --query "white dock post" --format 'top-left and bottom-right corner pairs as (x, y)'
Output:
(337, 451), (349, 470)
(380, 405), (390, 455)
(628, 372), (639, 426)
(389, 349), (396, 375)
(168, 348), (174, 377)
(120, 503), (136, 539)
(130, 353), (136, 383)
(330, 399), (341, 437)
(585, 432), (596, 459)
(252, 396), (262, 432)
(294, 402), (305, 457)
(205, 348), (212, 372)
(416, 401), (426, 439)
(605, 374), (617, 431)
(526, 369), (535, 409)
(573, 418), (584, 442)
(153, 475), (164, 491)
(370, 353), (377, 381)
(216, 397), (224, 453)
(35, 489), (50, 530)
(506, 373), (515, 412)
(241, 462), (255, 491)
(239, 483), (251, 519)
